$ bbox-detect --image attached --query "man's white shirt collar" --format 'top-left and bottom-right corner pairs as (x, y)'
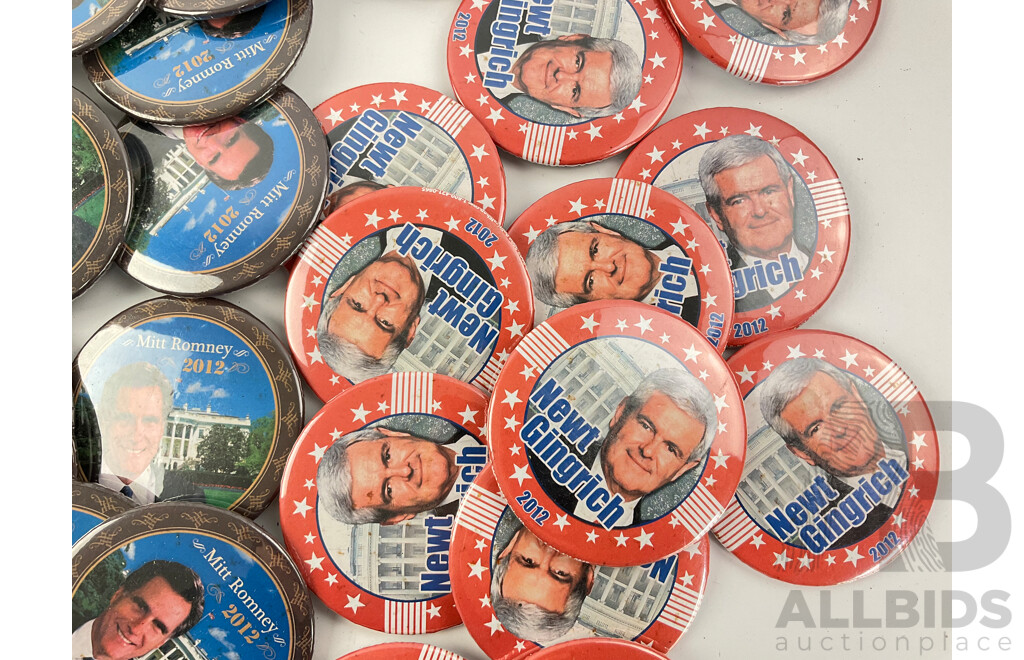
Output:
(71, 619), (95, 659)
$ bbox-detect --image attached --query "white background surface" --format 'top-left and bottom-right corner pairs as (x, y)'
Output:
(65, 1), (989, 658)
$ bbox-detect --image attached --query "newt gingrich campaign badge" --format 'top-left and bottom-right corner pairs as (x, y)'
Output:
(506, 177), (733, 351)
(618, 107), (850, 345)
(488, 300), (745, 566)
(713, 329), (939, 585)
(446, 0), (683, 166)
(450, 466), (708, 657)
(279, 373), (488, 633)
(284, 186), (533, 401)
(337, 644), (470, 660)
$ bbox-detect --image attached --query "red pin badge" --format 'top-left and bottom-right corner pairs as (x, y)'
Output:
(450, 466), (708, 659)
(506, 177), (733, 352)
(336, 644), (469, 660)
(527, 638), (671, 659)
(618, 107), (850, 345)
(714, 329), (939, 585)
(279, 372), (489, 633)
(488, 300), (745, 566)
(446, 0), (683, 165)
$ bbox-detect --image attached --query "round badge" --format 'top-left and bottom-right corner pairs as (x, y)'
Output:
(713, 329), (939, 585)
(116, 87), (328, 296)
(279, 373), (488, 633)
(617, 107), (850, 345)
(451, 467), (708, 658)
(315, 83), (507, 226)
(446, 0), (683, 166)
(72, 480), (137, 546)
(284, 186), (533, 401)
(528, 638), (670, 659)
(153, 0), (272, 19)
(664, 0), (881, 85)
(337, 644), (469, 660)
(506, 177), (733, 352)
(83, 0), (313, 125)
(73, 87), (133, 299)
(72, 0), (147, 55)
(72, 296), (304, 518)
(488, 300), (745, 566)
(71, 502), (314, 660)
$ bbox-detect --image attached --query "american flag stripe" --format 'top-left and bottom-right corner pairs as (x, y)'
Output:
(672, 484), (723, 537)
(808, 179), (849, 220)
(457, 487), (506, 538)
(517, 322), (569, 373)
(425, 96), (472, 137)
(727, 39), (774, 83)
(659, 585), (701, 632)
(870, 361), (919, 404)
(384, 600), (427, 635)
(523, 124), (567, 165)
(606, 179), (652, 217)
(419, 645), (462, 660)
(390, 372), (434, 414)
(713, 499), (761, 550)
(298, 228), (350, 278)
(476, 358), (502, 392)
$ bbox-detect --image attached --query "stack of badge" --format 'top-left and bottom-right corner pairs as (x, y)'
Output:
(72, 480), (137, 546)
(284, 186), (533, 402)
(278, 373), (488, 633)
(72, 87), (132, 298)
(73, 296), (304, 518)
(446, 0), (683, 166)
(506, 177), (734, 350)
(315, 83), (507, 226)
(663, 0), (882, 85)
(450, 467), (709, 657)
(619, 107), (850, 345)
(337, 644), (470, 660)
(713, 329), (938, 584)
(71, 502), (314, 660)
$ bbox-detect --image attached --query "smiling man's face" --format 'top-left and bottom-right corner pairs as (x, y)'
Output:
(708, 154), (796, 260)
(90, 577), (190, 660)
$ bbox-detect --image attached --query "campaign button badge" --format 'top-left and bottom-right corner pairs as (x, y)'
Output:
(446, 0), (683, 166)
(337, 644), (469, 660)
(116, 87), (328, 296)
(315, 82), (507, 227)
(153, 0), (273, 19)
(284, 186), (533, 402)
(72, 0), (147, 55)
(488, 300), (745, 566)
(526, 637), (671, 659)
(664, 0), (881, 85)
(713, 329), (939, 585)
(506, 177), (733, 352)
(450, 466), (708, 658)
(72, 480), (137, 547)
(72, 296), (304, 518)
(617, 107), (850, 345)
(73, 88), (133, 299)
(279, 372), (488, 633)
(72, 502), (314, 660)
(83, 0), (312, 125)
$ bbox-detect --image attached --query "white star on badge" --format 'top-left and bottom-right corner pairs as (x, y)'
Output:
(844, 547), (863, 566)
(349, 102), (360, 112)
(787, 344), (806, 359)
(710, 449), (730, 469)
(736, 365), (756, 383)
(502, 389), (522, 407)
(329, 428), (343, 440)
(794, 289), (807, 301)
(767, 304), (782, 319)
(713, 394), (728, 412)
(659, 333), (670, 344)
(477, 175), (490, 188)
(635, 529), (654, 548)
(325, 573), (338, 586)
(344, 594), (364, 613)
(825, 554), (837, 565)
(519, 365), (533, 379)
(471, 0), (487, 9)
(717, 421), (727, 434)
(635, 316), (653, 334)
(647, 146), (665, 163)
(460, 45), (473, 58)
(487, 108), (503, 124)
(699, 13), (716, 30)
(789, 50), (806, 65)
(325, 107), (344, 125)
(445, 217), (460, 232)
(612, 112), (626, 123)
(639, 167), (652, 180)
(810, 267), (822, 280)
(648, 53), (666, 69)
(567, 129), (579, 139)
(309, 443), (327, 461)
(487, 252), (507, 270)
(305, 326), (316, 338)
(480, 194), (496, 210)
(909, 486), (920, 497)
(304, 532), (316, 544)
(585, 123), (603, 140)
(475, 538), (487, 551)
(364, 210), (383, 228)
(702, 293), (717, 308)
(762, 359), (774, 371)
(910, 433), (927, 450)
(719, 125), (730, 136)
(388, 209), (401, 222)
(553, 514), (570, 530)
(913, 458), (925, 470)
(351, 404), (369, 423)
(806, 170), (818, 182)
(791, 149), (809, 166)
(644, 7), (661, 20)
(628, 96), (646, 113)
(773, 550), (791, 568)
(580, 314), (599, 333)
(417, 209), (429, 220)
(683, 343), (702, 363)
(432, 400), (442, 412)
(705, 474), (717, 487)
(892, 513), (906, 528)
(615, 533), (629, 547)
(750, 534), (765, 548)
(798, 556), (813, 569)
(840, 350), (859, 368)
(508, 320), (524, 338)
(586, 530), (599, 543)
(863, 365), (876, 377)
(671, 219), (689, 235)
(615, 318), (628, 330)
(817, 42), (829, 55)
(305, 551), (324, 572)
(418, 99), (432, 113)
(680, 571), (695, 587)
(514, 641), (526, 652)
(744, 123), (763, 137)
(458, 405), (479, 426)
(511, 464), (532, 486)
(692, 123), (712, 140)
(390, 89), (407, 104)
(293, 498), (313, 517)
(691, 0), (704, 8)
(371, 94), (385, 107)
(304, 479), (315, 491)
(698, 369), (709, 380)
(302, 293), (319, 311)
(568, 197), (587, 214)
(485, 614), (504, 635)
(813, 349), (826, 359)
(509, 443), (521, 456)
(505, 299), (520, 314)
(833, 32), (848, 48)
(686, 238), (699, 250)
(427, 604), (441, 618)
(468, 559), (486, 579)
(471, 144), (489, 161)
(544, 215), (558, 226)
(817, 244), (836, 263)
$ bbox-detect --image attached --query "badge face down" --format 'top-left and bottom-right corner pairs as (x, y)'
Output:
(450, 467), (708, 658)
(488, 300), (745, 566)
(618, 107), (850, 345)
(279, 373), (488, 633)
(713, 330), (939, 585)
(285, 186), (533, 401)
(506, 177), (733, 351)
(447, 0), (683, 165)
(663, 0), (882, 85)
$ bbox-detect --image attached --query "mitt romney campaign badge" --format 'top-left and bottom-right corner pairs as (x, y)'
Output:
(72, 480), (137, 546)
(72, 0), (147, 55)
(72, 88), (133, 299)
(618, 107), (850, 345)
(284, 186), (533, 402)
(528, 637), (672, 659)
(450, 467), (708, 657)
(506, 177), (733, 352)
(72, 296), (304, 519)
(72, 502), (314, 660)
(153, 0), (273, 19)
(278, 373), (488, 633)
(84, 0), (312, 124)
(338, 644), (470, 660)
(488, 300), (745, 566)
(116, 88), (328, 296)
(446, 0), (683, 166)
(713, 329), (939, 585)
(664, 0), (881, 85)
(315, 83), (507, 226)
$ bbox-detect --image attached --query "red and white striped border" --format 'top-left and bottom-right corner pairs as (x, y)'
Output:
(870, 360), (919, 405)
(712, 499), (761, 551)
(659, 584), (701, 633)
(808, 179), (849, 223)
(671, 483), (723, 538)
(425, 95), (473, 138)
(515, 322), (570, 374)
(522, 125), (567, 166)
(727, 40), (775, 83)
(418, 645), (464, 660)
(383, 600), (429, 635)
(606, 179), (652, 217)
(390, 372), (435, 414)
(298, 227), (351, 280)
(456, 481), (506, 539)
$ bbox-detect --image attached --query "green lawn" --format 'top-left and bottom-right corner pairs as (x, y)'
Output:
(203, 487), (244, 509)
(74, 188), (106, 227)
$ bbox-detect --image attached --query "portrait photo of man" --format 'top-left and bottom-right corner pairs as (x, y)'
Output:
(698, 134), (813, 311)
(322, 180), (391, 218)
(197, 6), (267, 39)
(713, 0), (852, 46)
(71, 560), (204, 660)
(490, 517), (595, 643)
(175, 116), (275, 191)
